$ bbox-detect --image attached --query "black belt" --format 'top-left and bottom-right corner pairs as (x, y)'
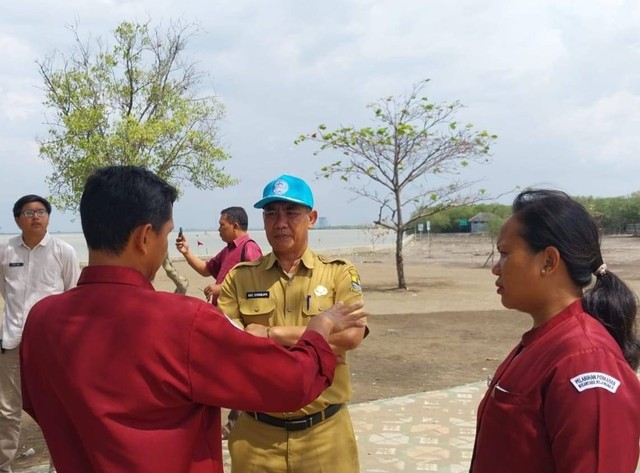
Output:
(246, 404), (343, 431)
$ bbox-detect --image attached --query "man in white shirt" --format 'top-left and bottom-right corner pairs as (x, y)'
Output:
(0, 195), (79, 473)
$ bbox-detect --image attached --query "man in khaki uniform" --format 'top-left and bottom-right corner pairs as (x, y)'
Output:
(218, 174), (366, 473)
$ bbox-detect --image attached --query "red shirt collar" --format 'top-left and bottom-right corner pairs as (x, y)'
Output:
(78, 265), (155, 290)
(521, 299), (583, 347)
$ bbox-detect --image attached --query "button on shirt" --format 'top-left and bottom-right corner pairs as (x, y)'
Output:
(0, 233), (79, 349)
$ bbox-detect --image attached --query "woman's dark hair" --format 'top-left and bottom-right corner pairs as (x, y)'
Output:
(512, 189), (640, 369)
(80, 166), (178, 255)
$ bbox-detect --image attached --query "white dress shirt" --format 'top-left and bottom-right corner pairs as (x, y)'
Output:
(0, 232), (79, 349)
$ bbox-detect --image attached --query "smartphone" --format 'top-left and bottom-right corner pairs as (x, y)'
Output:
(178, 227), (184, 239)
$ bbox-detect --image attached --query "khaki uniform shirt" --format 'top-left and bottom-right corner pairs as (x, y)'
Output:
(218, 248), (364, 417)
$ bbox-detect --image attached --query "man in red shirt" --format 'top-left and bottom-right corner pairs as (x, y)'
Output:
(19, 165), (366, 473)
(176, 206), (261, 306)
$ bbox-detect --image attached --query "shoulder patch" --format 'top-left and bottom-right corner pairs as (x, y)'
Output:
(570, 372), (620, 393)
(349, 268), (362, 293)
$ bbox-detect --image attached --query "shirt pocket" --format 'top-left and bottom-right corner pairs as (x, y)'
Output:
(301, 294), (334, 319)
(483, 385), (539, 435)
(238, 298), (276, 326)
(491, 385), (533, 406)
(38, 265), (64, 293)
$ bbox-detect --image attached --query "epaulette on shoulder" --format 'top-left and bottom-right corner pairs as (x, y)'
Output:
(317, 254), (352, 265)
(234, 259), (262, 268)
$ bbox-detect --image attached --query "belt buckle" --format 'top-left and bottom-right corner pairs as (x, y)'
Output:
(284, 418), (311, 431)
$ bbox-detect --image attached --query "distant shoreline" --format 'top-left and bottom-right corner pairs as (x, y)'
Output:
(0, 228), (406, 265)
(0, 226), (394, 236)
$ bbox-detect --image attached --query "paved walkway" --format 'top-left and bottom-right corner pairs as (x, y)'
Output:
(14, 381), (640, 472)
(354, 382), (482, 472)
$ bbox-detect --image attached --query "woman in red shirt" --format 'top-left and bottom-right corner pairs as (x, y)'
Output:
(471, 189), (640, 472)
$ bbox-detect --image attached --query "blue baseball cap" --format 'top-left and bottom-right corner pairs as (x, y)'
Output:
(254, 175), (314, 209)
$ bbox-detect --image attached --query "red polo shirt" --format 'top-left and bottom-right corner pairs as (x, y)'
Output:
(20, 265), (335, 473)
(205, 234), (262, 304)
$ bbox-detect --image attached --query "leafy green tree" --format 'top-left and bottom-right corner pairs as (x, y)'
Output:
(411, 202), (511, 234)
(626, 192), (640, 233)
(415, 210), (451, 233)
(474, 203), (512, 218)
(296, 80), (497, 289)
(442, 206), (474, 233)
(414, 205), (469, 233)
(576, 194), (640, 234)
(37, 20), (236, 293)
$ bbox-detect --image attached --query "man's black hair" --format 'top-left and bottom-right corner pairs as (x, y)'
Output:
(80, 166), (178, 254)
(221, 207), (249, 231)
(13, 195), (52, 218)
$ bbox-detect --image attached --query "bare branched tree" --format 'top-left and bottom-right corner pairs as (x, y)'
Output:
(296, 80), (497, 289)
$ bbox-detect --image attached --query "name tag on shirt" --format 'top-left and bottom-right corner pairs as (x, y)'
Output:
(9, 262), (24, 267)
(246, 291), (269, 299)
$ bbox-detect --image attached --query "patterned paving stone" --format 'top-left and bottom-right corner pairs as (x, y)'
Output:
(355, 382), (485, 472)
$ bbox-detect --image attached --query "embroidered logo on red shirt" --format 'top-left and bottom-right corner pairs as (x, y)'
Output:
(570, 372), (620, 393)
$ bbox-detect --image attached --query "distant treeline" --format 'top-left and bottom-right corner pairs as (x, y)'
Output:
(405, 193), (640, 235)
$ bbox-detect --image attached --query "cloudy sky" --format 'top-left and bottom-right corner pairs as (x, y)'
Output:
(1, 0), (639, 232)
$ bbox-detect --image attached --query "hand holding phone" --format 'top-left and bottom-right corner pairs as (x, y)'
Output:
(175, 227), (187, 254)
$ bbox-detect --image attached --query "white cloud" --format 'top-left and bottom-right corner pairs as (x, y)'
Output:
(0, 33), (33, 63)
(1, 90), (40, 121)
(552, 91), (640, 166)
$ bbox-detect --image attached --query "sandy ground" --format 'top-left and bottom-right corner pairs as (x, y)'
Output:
(9, 233), (640, 469)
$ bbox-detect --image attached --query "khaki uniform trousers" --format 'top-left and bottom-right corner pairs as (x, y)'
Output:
(228, 406), (359, 473)
(0, 348), (21, 470)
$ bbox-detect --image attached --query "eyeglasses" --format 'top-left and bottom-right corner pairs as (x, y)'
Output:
(22, 209), (48, 218)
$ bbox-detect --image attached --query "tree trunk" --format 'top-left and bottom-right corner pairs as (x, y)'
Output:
(395, 229), (406, 289)
(162, 253), (189, 294)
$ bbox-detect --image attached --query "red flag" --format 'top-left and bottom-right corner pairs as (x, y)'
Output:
(197, 241), (204, 246)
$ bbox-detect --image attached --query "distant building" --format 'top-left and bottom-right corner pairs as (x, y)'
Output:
(469, 212), (497, 234)
(317, 217), (329, 228)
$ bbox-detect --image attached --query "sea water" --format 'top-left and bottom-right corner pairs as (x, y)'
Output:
(0, 228), (396, 264)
